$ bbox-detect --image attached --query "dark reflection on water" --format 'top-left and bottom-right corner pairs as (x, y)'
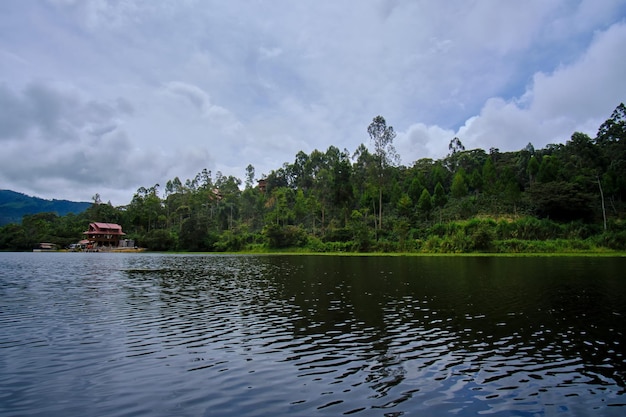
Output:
(1, 253), (625, 416)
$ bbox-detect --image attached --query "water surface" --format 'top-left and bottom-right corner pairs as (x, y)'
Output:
(1, 253), (625, 416)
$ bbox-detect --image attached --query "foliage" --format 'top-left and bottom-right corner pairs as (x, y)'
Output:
(528, 181), (594, 221)
(141, 229), (177, 251)
(417, 189), (433, 217)
(263, 224), (309, 249)
(2, 105), (626, 253)
(368, 115), (399, 230)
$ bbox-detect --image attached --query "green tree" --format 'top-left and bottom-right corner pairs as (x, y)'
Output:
(444, 137), (465, 171)
(240, 186), (263, 231)
(367, 115), (399, 231)
(529, 181), (594, 221)
(127, 184), (163, 233)
(265, 187), (292, 226)
(0, 223), (30, 250)
(21, 212), (58, 247)
(527, 156), (540, 185)
(596, 103), (626, 145)
(449, 137), (465, 153)
(351, 143), (377, 221)
(215, 173), (242, 231)
(293, 189), (310, 227)
(244, 164), (255, 189)
(596, 103), (626, 202)
(349, 209), (371, 251)
(451, 168), (468, 198)
(501, 167), (521, 215)
(397, 193), (413, 218)
(537, 155), (559, 183)
(330, 147), (354, 226)
(482, 157), (497, 194)
(430, 162), (449, 192)
(468, 169), (483, 194)
(142, 229), (177, 251)
(433, 182), (447, 222)
(83, 199), (121, 225)
(407, 176), (425, 203)
(417, 189), (433, 218)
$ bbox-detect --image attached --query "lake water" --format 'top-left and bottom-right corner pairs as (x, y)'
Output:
(1, 252), (625, 416)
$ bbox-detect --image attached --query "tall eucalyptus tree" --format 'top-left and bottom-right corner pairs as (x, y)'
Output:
(367, 115), (399, 230)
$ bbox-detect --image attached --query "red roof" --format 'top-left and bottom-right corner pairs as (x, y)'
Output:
(84, 222), (125, 235)
(92, 222), (122, 230)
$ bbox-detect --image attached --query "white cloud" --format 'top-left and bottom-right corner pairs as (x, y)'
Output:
(453, 21), (626, 153)
(396, 123), (455, 164)
(531, 22), (626, 121)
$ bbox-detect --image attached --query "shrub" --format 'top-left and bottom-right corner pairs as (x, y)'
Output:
(495, 216), (563, 240)
(373, 239), (398, 252)
(141, 229), (177, 251)
(214, 231), (245, 252)
(324, 227), (353, 242)
(469, 226), (495, 251)
(442, 230), (472, 252)
(493, 239), (533, 253)
(263, 224), (309, 249)
(493, 238), (593, 253)
(422, 235), (443, 253)
(595, 231), (626, 250)
(324, 241), (357, 252)
(429, 223), (447, 237)
(305, 236), (326, 252)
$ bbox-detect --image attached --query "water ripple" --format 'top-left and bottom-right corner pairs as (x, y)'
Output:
(1, 253), (625, 416)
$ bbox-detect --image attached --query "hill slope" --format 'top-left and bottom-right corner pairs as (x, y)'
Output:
(0, 190), (91, 226)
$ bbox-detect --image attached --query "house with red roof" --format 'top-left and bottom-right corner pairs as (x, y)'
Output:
(83, 222), (126, 248)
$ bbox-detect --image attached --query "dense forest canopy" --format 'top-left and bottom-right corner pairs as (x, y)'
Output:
(2, 104), (626, 252)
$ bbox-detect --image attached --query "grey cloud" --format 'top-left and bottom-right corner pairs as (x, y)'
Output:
(87, 124), (117, 137)
(24, 84), (69, 132)
(0, 83), (79, 142)
(0, 81), (154, 203)
(0, 84), (29, 139)
(116, 97), (134, 115)
(0, 127), (175, 204)
(0, 82), (131, 143)
(165, 81), (210, 112)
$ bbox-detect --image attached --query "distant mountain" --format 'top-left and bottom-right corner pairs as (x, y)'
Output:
(0, 190), (91, 226)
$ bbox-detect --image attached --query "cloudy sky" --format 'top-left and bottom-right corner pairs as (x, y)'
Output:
(1, 0), (625, 205)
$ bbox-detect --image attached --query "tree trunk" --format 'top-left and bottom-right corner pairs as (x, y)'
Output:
(597, 176), (607, 231)
(378, 187), (383, 230)
(372, 200), (378, 230)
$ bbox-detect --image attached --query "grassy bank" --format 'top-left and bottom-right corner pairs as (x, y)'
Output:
(226, 216), (626, 255)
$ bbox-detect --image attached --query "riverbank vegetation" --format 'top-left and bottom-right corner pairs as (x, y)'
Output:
(2, 104), (626, 253)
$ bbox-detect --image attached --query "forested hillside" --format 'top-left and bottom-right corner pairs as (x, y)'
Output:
(0, 190), (91, 226)
(1, 104), (625, 252)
